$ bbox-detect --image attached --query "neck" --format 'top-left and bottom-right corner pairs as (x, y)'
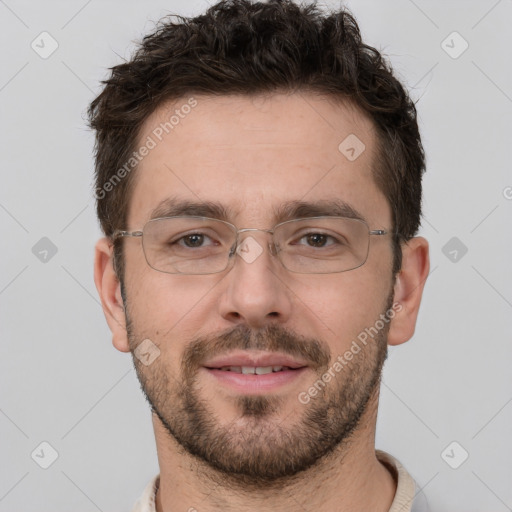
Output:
(153, 391), (396, 512)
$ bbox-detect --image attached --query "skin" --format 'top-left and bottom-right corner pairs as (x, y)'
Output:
(94, 92), (429, 512)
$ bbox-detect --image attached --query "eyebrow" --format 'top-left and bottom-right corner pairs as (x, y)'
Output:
(274, 199), (365, 223)
(150, 197), (233, 222)
(149, 197), (366, 224)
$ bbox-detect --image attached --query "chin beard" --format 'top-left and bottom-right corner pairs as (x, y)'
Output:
(129, 317), (389, 489)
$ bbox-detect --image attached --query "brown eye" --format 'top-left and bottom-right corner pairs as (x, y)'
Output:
(306, 234), (328, 247)
(183, 234), (205, 247)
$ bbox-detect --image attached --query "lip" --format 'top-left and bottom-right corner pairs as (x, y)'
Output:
(203, 351), (309, 370)
(201, 367), (309, 394)
(201, 351), (310, 394)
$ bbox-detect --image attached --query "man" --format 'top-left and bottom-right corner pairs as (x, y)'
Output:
(90, 0), (430, 510)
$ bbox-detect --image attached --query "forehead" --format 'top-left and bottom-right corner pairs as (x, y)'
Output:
(127, 93), (390, 228)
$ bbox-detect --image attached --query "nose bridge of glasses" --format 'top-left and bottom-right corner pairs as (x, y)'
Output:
(237, 227), (274, 235)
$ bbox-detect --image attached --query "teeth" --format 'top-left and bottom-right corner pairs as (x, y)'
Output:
(218, 366), (289, 374)
(255, 366), (273, 375)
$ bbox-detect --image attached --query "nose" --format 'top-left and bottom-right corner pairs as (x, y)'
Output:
(217, 231), (293, 329)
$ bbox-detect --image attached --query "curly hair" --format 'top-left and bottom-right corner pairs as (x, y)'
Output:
(88, 0), (425, 279)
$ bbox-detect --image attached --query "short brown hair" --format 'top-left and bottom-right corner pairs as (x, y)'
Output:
(88, 0), (425, 280)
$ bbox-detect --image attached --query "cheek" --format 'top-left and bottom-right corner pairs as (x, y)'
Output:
(124, 255), (220, 346)
(290, 268), (392, 354)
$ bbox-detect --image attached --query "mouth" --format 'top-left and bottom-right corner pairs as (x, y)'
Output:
(213, 365), (301, 374)
(202, 352), (310, 394)
(204, 351), (308, 370)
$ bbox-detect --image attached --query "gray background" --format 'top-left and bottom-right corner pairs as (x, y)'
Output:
(1, 0), (511, 511)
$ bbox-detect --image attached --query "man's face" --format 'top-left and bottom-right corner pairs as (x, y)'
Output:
(121, 93), (395, 484)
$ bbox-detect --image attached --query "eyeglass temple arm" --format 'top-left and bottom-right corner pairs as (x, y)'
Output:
(112, 230), (143, 241)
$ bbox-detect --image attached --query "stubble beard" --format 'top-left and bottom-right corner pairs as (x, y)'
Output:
(126, 299), (391, 489)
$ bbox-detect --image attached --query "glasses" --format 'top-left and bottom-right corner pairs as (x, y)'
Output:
(113, 216), (389, 275)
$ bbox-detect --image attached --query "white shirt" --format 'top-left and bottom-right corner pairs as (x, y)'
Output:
(131, 450), (430, 512)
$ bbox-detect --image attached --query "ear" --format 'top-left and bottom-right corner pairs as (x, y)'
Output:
(94, 237), (130, 353)
(387, 236), (430, 346)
